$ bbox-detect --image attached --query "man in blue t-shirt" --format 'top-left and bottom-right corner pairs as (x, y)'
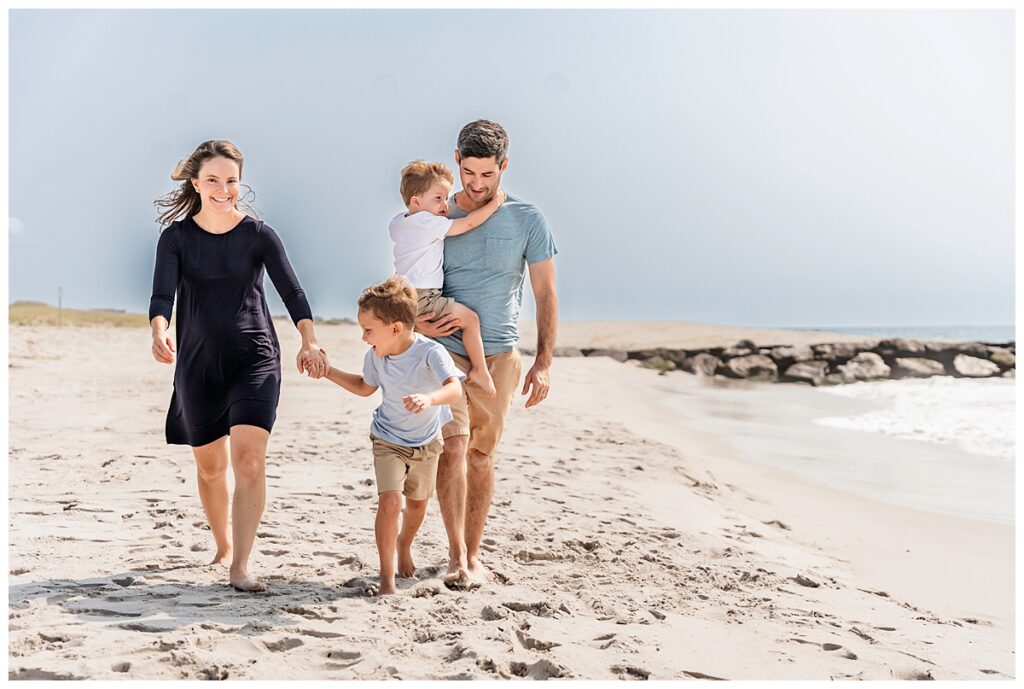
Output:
(417, 119), (559, 588)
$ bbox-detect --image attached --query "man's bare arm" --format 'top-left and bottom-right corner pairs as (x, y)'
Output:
(522, 258), (557, 408)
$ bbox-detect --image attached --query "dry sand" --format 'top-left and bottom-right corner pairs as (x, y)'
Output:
(7, 321), (1014, 680)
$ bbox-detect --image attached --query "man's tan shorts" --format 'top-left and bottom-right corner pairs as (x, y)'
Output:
(370, 433), (443, 501)
(442, 349), (522, 457)
(416, 287), (456, 319)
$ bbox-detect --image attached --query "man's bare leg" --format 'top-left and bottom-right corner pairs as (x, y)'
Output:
(464, 447), (495, 583)
(435, 435), (470, 585)
(192, 436), (232, 566)
(397, 497), (428, 578)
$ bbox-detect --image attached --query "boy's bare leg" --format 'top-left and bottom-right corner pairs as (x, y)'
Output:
(436, 435), (470, 585)
(450, 303), (496, 397)
(397, 497), (428, 578)
(464, 448), (496, 583)
(375, 491), (402, 595)
(192, 436), (232, 566)
(228, 425), (270, 592)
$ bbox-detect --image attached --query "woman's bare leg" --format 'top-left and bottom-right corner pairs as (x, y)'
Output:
(191, 436), (232, 565)
(227, 424), (270, 592)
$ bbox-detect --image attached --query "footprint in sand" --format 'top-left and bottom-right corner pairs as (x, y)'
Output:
(509, 659), (567, 679)
(611, 664), (650, 680)
(264, 637), (304, 652)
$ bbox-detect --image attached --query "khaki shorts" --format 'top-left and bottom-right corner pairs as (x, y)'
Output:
(442, 349), (522, 457)
(416, 287), (457, 319)
(370, 433), (443, 501)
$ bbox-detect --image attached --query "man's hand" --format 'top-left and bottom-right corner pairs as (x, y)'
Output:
(521, 362), (550, 408)
(415, 312), (462, 338)
(402, 393), (432, 414)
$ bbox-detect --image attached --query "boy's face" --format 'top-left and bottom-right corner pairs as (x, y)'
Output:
(410, 179), (452, 216)
(455, 153), (507, 206)
(358, 309), (403, 357)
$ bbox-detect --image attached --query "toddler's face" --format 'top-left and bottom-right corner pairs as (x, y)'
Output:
(413, 179), (452, 216)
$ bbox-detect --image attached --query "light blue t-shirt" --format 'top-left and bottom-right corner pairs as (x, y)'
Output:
(362, 334), (465, 447)
(436, 193), (558, 357)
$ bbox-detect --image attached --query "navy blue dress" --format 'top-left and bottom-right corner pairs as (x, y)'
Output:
(148, 215), (312, 447)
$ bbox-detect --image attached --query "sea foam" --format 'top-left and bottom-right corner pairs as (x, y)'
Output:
(814, 377), (1015, 460)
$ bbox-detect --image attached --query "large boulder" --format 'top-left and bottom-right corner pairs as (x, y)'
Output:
(781, 360), (830, 385)
(892, 357), (945, 379)
(953, 354), (1000, 378)
(955, 342), (991, 358)
(721, 354), (778, 382)
(722, 339), (757, 358)
(769, 345), (815, 366)
(682, 352), (721, 376)
(987, 347), (1015, 368)
(813, 342), (871, 363)
(580, 348), (628, 363)
(553, 346), (584, 357)
(874, 339), (929, 357)
(836, 352), (891, 382)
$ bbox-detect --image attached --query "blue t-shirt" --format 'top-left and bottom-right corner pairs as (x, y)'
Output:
(436, 193), (558, 357)
(362, 334), (465, 447)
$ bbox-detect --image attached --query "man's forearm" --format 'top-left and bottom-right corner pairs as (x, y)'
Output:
(534, 291), (558, 367)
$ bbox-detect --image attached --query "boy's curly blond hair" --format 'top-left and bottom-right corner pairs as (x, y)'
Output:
(400, 160), (454, 206)
(358, 276), (418, 328)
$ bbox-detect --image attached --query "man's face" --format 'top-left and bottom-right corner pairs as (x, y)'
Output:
(455, 153), (507, 205)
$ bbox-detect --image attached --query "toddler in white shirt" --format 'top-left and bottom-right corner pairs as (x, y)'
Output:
(388, 160), (505, 397)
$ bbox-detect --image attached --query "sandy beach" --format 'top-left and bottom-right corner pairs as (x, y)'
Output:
(7, 321), (1014, 680)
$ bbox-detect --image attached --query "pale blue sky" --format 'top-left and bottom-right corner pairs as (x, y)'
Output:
(8, 9), (1014, 327)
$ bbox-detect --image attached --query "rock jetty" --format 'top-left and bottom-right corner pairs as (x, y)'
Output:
(524, 339), (1015, 385)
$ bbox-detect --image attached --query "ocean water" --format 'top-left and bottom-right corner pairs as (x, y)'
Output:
(814, 377), (1015, 460)
(798, 324), (1015, 343)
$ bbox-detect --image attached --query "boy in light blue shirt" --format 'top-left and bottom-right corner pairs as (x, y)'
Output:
(323, 276), (464, 596)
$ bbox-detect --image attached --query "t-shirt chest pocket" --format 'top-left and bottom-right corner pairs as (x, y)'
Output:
(483, 236), (520, 272)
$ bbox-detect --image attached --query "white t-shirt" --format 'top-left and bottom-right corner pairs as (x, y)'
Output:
(388, 211), (454, 289)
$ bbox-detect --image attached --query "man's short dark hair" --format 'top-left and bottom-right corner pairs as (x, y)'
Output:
(457, 119), (509, 163)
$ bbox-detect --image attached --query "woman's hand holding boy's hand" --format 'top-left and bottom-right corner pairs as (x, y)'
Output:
(402, 393), (432, 414)
(298, 345), (329, 378)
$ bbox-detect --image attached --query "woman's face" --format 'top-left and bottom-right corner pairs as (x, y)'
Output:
(192, 156), (241, 214)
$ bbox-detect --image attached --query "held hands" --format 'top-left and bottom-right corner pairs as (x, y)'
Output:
(402, 393), (432, 414)
(521, 362), (550, 408)
(297, 345), (329, 379)
(151, 328), (175, 364)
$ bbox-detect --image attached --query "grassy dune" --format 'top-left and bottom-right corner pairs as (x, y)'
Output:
(8, 301), (149, 328)
(8, 302), (355, 328)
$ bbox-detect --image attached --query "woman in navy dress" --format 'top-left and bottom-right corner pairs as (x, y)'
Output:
(149, 140), (328, 592)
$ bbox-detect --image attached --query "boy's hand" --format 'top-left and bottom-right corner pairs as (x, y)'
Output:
(402, 393), (432, 414)
(493, 189), (506, 207)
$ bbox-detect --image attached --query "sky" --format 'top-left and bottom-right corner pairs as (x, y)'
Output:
(8, 9), (1015, 328)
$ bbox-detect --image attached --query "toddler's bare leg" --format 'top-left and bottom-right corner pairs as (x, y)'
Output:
(397, 497), (428, 578)
(375, 491), (403, 595)
(450, 302), (496, 397)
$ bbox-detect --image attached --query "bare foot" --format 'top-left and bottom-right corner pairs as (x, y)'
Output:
(229, 569), (267, 593)
(467, 556), (494, 585)
(376, 576), (397, 596)
(468, 368), (497, 398)
(443, 556), (472, 588)
(209, 548), (232, 567)
(397, 546), (416, 578)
